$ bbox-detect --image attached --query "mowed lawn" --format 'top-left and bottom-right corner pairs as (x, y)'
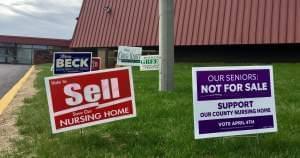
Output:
(6, 63), (300, 157)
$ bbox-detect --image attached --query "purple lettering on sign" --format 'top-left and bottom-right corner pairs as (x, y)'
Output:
(197, 69), (271, 101)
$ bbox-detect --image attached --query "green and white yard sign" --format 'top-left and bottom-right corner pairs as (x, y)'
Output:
(117, 46), (142, 66)
(140, 55), (160, 71)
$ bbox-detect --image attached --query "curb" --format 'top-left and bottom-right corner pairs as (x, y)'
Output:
(0, 65), (35, 115)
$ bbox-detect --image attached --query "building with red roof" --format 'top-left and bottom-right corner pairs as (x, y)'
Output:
(0, 35), (70, 64)
(71, 0), (300, 68)
(2, 0), (300, 66)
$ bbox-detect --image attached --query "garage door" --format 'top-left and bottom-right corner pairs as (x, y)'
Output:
(0, 47), (32, 64)
(0, 48), (15, 63)
(0, 48), (5, 63)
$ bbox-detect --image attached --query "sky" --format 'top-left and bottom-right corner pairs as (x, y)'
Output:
(0, 0), (83, 39)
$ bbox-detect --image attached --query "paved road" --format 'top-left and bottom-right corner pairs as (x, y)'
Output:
(0, 64), (31, 99)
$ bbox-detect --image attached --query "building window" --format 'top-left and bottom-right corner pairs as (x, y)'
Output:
(17, 44), (33, 49)
(33, 45), (48, 50)
(0, 42), (15, 47)
(17, 48), (33, 64)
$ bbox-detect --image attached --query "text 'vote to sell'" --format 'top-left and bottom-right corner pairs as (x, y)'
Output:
(45, 67), (136, 134)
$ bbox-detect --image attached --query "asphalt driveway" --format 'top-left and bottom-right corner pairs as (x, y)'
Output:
(0, 64), (31, 99)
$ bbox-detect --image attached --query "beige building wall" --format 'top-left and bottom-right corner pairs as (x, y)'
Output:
(97, 48), (106, 69)
(97, 48), (117, 68)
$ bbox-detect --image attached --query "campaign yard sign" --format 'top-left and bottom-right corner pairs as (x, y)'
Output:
(192, 66), (277, 139)
(92, 57), (101, 71)
(117, 46), (142, 66)
(45, 67), (136, 134)
(140, 55), (160, 71)
(53, 52), (92, 75)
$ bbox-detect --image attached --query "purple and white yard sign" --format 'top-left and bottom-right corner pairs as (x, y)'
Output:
(192, 66), (277, 139)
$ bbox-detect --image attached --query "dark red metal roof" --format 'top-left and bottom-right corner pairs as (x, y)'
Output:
(0, 35), (71, 47)
(71, 0), (300, 48)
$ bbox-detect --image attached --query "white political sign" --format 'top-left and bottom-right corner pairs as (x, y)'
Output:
(140, 55), (160, 71)
(117, 46), (142, 66)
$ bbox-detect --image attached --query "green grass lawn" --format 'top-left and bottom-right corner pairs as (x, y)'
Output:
(5, 63), (300, 158)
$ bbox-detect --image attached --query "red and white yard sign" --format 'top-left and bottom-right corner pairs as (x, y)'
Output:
(92, 57), (101, 71)
(45, 67), (136, 134)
